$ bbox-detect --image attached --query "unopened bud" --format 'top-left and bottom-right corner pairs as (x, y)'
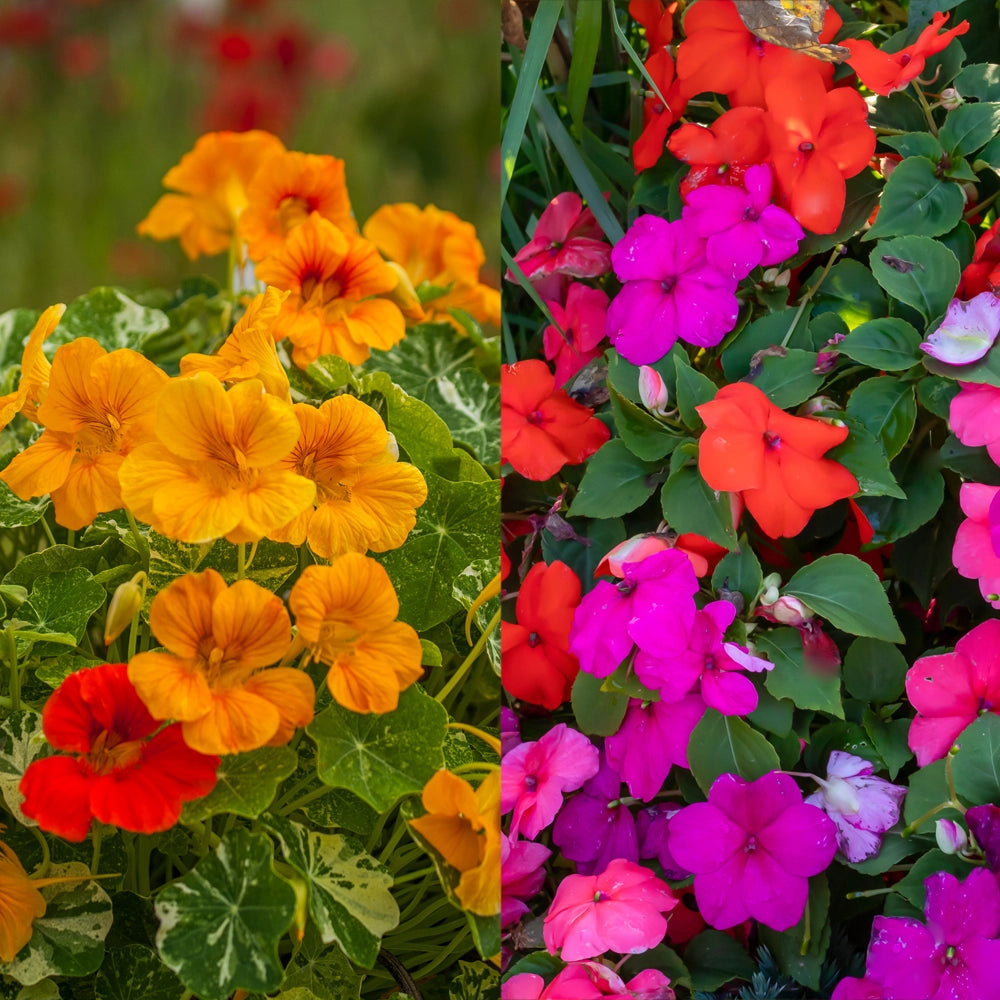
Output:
(638, 365), (670, 416)
(940, 87), (962, 111)
(761, 267), (791, 288)
(762, 594), (815, 627)
(386, 432), (399, 461)
(797, 396), (840, 419)
(762, 572), (782, 591)
(877, 156), (899, 180)
(383, 261), (426, 322)
(104, 571), (147, 647)
(935, 818), (968, 855)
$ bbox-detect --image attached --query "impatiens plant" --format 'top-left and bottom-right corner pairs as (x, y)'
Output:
(0, 129), (501, 997)
(502, 0), (1000, 995)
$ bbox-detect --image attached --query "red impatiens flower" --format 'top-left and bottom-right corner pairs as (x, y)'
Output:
(957, 217), (1000, 300)
(20, 664), (219, 841)
(696, 382), (858, 539)
(843, 13), (969, 96)
(501, 360), (610, 481)
(501, 560), (581, 710)
(633, 48), (688, 173)
(629, 0), (676, 55)
(764, 72), (875, 234)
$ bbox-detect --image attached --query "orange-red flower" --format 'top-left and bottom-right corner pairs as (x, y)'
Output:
(501, 360), (610, 481)
(180, 286), (291, 401)
(501, 560), (581, 710)
(696, 382), (858, 539)
(20, 664), (219, 841)
(128, 570), (315, 756)
(764, 72), (875, 234)
(0, 304), (64, 430)
(270, 395), (426, 559)
(1, 337), (168, 529)
(239, 150), (358, 262)
(633, 48), (688, 173)
(289, 556), (423, 715)
(629, 0), (676, 54)
(137, 130), (285, 260)
(118, 373), (315, 544)
(255, 212), (405, 367)
(362, 202), (500, 329)
(843, 13), (969, 96)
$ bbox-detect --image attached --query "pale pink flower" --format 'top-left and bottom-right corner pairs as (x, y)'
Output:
(906, 617), (1000, 766)
(543, 283), (608, 386)
(950, 381), (1000, 465)
(803, 752), (906, 863)
(501, 723), (600, 839)
(921, 292), (1000, 364)
(953, 482), (1000, 609)
(668, 771), (837, 931)
(543, 858), (677, 962)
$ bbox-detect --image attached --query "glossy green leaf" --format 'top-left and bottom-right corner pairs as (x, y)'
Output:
(567, 0), (602, 136)
(864, 157), (964, 241)
(869, 236), (960, 321)
(264, 815), (398, 968)
(846, 377), (917, 460)
(0, 481), (49, 528)
(687, 709), (780, 794)
(759, 627), (844, 718)
(308, 685), (448, 813)
(838, 317), (923, 371)
(826, 416), (905, 499)
(94, 944), (184, 1000)
(711, 540), (762, 610)
(46, 288), (168, 355)
(154, 829), (295, 1000)
(862, 710), (911, 779)
(951, 713), (1000, 802)
(181, 746), (297, 823)
(673, 357), (716, 428)
(541, 515), (626, 594)
(570, 439), (663, 518)
(572, 669), (629, 737)
(939, 101), (1000, 155)
(783, 554), (904, 643)
(745, 349), (824, 408)
(955, 62), (1000, 101)
(607, 387), (676, 461)
(857, 450), (945, 545)
(661, 464), (737, 550)
(843, 637), (909, 704)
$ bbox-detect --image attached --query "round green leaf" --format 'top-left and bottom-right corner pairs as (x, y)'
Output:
(181, 746), (297, 822)
(95, 944), (184, 1000)
(569, 439), (663, 518)
(869, 236), (959, 321)
(154, 829), (295, 1000)
(843, 637), (908, 704)
(661, 464), (737, 550)
(864, 157), (964, 241)
(838, 317), (923, 371)
(687, 709), (780, 794)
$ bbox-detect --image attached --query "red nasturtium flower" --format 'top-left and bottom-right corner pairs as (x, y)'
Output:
(19, 664), (219, 842)
(501, 360), (610, 481)
(696, 383), (858, 539)
(502, 560), (581, 710)
(764, 72), (875, 234)
(843, 13), (970, 96)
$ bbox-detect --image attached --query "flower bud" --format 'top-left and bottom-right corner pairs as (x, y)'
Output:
(104, 572), (146, 647)
(383, 260), (426, 321)
(761, 267), (791, 287)
(877, 155), (900, 180)
(940, 87), (962, 111)
(385, 431), (399, 461)
(637, 365), (670, 416)
(797, 396), (840, 419)
(761, 594), (814, 627)
(595, 532), (671, 578)
(935, 818), (968, 855)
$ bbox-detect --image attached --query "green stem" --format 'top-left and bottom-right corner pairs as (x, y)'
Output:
(912, 81), (940, 136)
(4, 626), (19, 712)
(127, 609), (140, 662)
(66, 529), (75, 548)
(434, 606), (500, 704)
(124, 508), (149, 564)
(902, 800), (965, 837)
(91, 826), (103, 876)
(278, 783), (333, 817)
(378, 817), (410, 865)
(364, 807), (394, 855)
(29, 826), (51, 878)
(39, 517), (56, 548)
(391, 865), (437, 885)
(800, 895), (811, 955)
(781, 246), (841, 348)
(846, 886), (897, 900)
(966, 188), (1000, 220)
(136, 836), (152, 896)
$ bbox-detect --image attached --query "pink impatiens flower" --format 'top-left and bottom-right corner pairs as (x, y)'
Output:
(501, 832), (551, 928)
(920, 292), (1000, 365)
(861, 868), (1000, 999)
(542, 282), (608, 387)
(502, 962), (675, 1000)
(507, 192), (612, 283)
(950, 381), (1000, 466)
(906, 618), (1000, 766)
(668, 771), (837, 931)
(953, 482), (1000, 609)
(803, 752), (906, 863)
(543, 858), (678, 962)
(501, 723), (600, 839)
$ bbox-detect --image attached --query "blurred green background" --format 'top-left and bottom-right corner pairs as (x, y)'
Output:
(0, 0), (498, 310)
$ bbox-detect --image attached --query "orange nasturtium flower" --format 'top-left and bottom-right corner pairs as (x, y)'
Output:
(1, 337), (168, 529)
(239, 150), (358, 262)
(128, 569), (315, 756)
(118, 373), (315, 544)
(409, 768), (501, 916)
(270, 395), (427, 559)
(0, 304), (65, 431)
(362, 203), (500, 329)
(696, 382), (858, 539)
(289, 556), (423, 715)
(136, 129), (285, 260)
(180, 286), (291, 401)
(255, 212), (405, 368)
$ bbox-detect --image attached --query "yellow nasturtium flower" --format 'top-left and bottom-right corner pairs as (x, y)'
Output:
(1, 337), (168, 530)
(289, 556), (423, 715)
(128, 569), (315, 756)
(409, 769), (501, 917)
(270, 395), (427, 559)
(136, 129), (285, 260)
(0, 303), (65, 431)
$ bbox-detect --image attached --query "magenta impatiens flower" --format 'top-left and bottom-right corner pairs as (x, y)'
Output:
(501, 832), (551, 928)
(501, 723), (600, 839)
(683, 163), (805, 281)
(952, 482), (1000, 610)
(507, 192), (612, 283)
(921, 292), (1000, 364)
(542, 282), (609, 386)
(830, 977), (885, 999)
(861, 868), (1000, 999)
(502, 962), (675, 1000)
(668, 771), (837, 931)
(906, 618), (1000, 766)
(950, 381), (1000, 466)
(568, 548), (699, 679)
(542, 857), (678, 961)
(605, 214), (738, 364)
(803, 752), (906, 863)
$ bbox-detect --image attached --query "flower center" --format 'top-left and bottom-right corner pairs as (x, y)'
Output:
(763, 430), (781, 450)
(524, 774), (537, 791)
(744, 835), (758, 853)
(86, 729), (145, 776)
(527, 631), (541, 648)
(660, 276), (677, 293)
(900, 53), (912, 66)
(277, 195), (313, 233)
(526, 409), (546, 426)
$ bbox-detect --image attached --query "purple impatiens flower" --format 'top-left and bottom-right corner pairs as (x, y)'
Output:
(684, 163), (805, 281)
(804, 751), (906, 864)
(921, 291), (1000, 365)
(606, 214), (738, 365)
